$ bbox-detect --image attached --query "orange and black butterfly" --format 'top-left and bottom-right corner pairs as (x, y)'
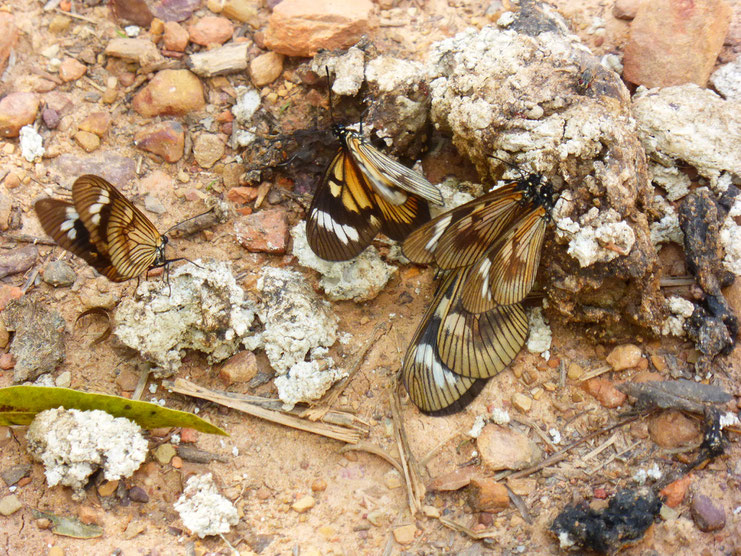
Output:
(35, 175), (172, 282)
(400, 172), (555, 414)
(306, 123), (444, 261)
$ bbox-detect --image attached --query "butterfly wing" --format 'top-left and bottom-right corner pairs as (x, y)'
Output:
(72, 174), (164, 281)
(402, 181), (525, 268)
(461, 207), (547, 312)
(400, 271), (488, 415)
(306, 149), (383, 261)
(436, 268), (528, 378)
(34, 198), (121, 280)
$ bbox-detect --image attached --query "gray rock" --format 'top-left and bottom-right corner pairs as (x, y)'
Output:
(0, 245), (37, 279)
(710, 58), (741, 101)
(0, 464), (31, 487)
(41, 260), (76, 287)
(2, 297), (65, 383)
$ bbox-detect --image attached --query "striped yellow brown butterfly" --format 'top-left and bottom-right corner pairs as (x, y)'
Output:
(400, 172), (555, 414)
(305, 70), (444, 261)
(35, 175), (172, 282)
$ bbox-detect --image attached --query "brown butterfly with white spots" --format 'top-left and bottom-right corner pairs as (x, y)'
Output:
(400, 172), (555, 414)
(35, 175), (172, 282)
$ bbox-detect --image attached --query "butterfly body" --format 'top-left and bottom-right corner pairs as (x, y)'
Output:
(35, 175), (170, 282)
(401, 172), (555, 414)
(306, 124), (443, 261)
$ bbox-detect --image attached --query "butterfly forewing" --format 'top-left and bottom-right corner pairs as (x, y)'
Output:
(306, 149), (382, 261)
(401, 270), (488, 415)
(105, 195), (164, 279)
(34, 198), (119, 279)
(402, 182), (525, 268)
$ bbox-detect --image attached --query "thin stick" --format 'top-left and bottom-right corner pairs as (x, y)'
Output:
(578, 364), (612, 383)
(439, 516), (497, 540)
(54, 8), (97, 23)
(391, 390), (424, 514)
(7, 233), (57, 245)
(340, 442), (403, 474)
(168, 378), (363, 444)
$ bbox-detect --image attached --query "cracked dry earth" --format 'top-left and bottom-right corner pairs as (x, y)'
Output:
(1, 0), (740, 555)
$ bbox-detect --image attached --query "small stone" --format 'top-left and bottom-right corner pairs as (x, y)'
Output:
(291, 495), (315, 513)
(188, 16), (234, 46)
(78, 112), (111, 137)
(128, 485), (149, 503)
(660, 476), (692, 508)
(567, 362), (584, 379)
(134, 121), (185, 163)
(650, 354), (667, 372)
(250, 51), (284, 86)
(421, 505), (440, 518)
(311, 479), (327, 492)
(193, 133), (226, 168)
(506, 478), (536, 496)
(163, 21), (189, 52)
(78, 506), (100, 525)
(0, 245), (38, 280)
(3, 172), (20, 189)
(581, 378), (627, 408)
(47, 546), (64, 556)
(256, 486), (271, 500)
(648, 410), (702, 449)
(42, 108), (60, 130)
(468, 478), (509, 512)
(74, 130), (100, 152)
(0, 92), (40, 138)
(58, 57), (86, 82)
(383, 469), (402, 489)
(0, 495), (22, 516)
(691, 493), (726, 531)
(234, 208), (289, 254)
(0, 353), (15, 370)
(42, 260), (77, 287)
(613, 0), (641, 20)
(221, 0), (260, 25)
(0, 321), (9, 349)
(476, 424), (542, 471)
(264, 0), (373, 57)
(115, 368), (139, 392)
(606, 344), (642, 371)
(132, 69), (205, 117)
(623, 0), (732, 87)
(180, 428), (198, 443)
(218, 350), (258, 385)
(392, 524), (417, 545)
(1, 464), (31, 487)
(226, 186), (258, 204)
(154, 443), (177, 465)
(49, 14), (70, 33)
(105, 38), (162, 66)
(511, 392), (532, 413)
(55, 371), (71, 388)
(0, 285), (23, 311)
(98, 480), (119, 497)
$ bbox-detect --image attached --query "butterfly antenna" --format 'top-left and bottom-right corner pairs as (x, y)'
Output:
(488, 154), (526, 182)
(162, 207), (215, 236)
(325, 66), (335, 124)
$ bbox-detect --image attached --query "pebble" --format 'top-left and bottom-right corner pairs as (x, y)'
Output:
(154, 443), (177, 465)
(691, 493), (726, 531)
(188, 16), (234, 46)
(0, 321), (8, 349)
(421, 505), (440, 518)
(0, 464), (31, 487)
(144, 194), (166, 214)
(221, 0), (260, 26)
(193, 133), (226, 168)
(291, 495), (315, 513)
(612, 0), (641, 20)
(606, 344), (642, 371)
(97, 480), (119, 497)
(264, 0), (373, 57)
(128, 485), (149, 503)
(0, 13), (18, 76)
(180, 428), (198, 443)
(58, 57), (86, 82)
(48, 547), (64, 556)
(163, 21), (189, 52)
(659, 476), (692, 508)
(0, 353), (15, 370)
(506, 477), (536, 496)
(74, 130), (101, 152)
(468, 478), (510, 512)
(709, 58), (741, 101)
(476, 424), (542, 471)
(3, 172), (20, 189)
(0, 285), (23, 311)
(78, 505), (99, 525)
(218, 350), (258, 385)
(383, 469), (402, 489)
(648, 410), (702, 448)
(581, 377), (627, 408)
(54, 370), (71, 388)
(650, 354), (667, 372)
(0, 192), (10, 231)
(623, 0), (732, 87)
(234, 208), (289, 254)
(0, 92), (40, 138)
(511, 392), (532, 413)
(41, 260), (76, 287)
(42, 108), (60, 129)
(132, 69), (205, 117)
(311, 479), (327, 492)
(78, 112), (111, 137)
(0, 245), (38, 279)
(392, 524), (417, 545)
(250, 51), (284, 86)
(105, 38), (163, 66)
(226, 186), (258, 204)
(0, 495), (22, 516)
(134, 121), (185, 163)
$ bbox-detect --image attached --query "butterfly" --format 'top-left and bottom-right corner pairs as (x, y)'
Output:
(400, 172), (555, 414)
(35, 174), (171, 282)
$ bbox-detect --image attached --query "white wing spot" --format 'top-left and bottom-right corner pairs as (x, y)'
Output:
(89, 202), (103, 215)
(425, 214), (452, 251)
(67, 228), (77, 240)
(91, 213), (101, 226)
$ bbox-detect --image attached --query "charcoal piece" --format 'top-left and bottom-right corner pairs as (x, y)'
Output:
(617, 379), (732, 414)
(685, 300), (736, 373)
(550, 488), (661, 553)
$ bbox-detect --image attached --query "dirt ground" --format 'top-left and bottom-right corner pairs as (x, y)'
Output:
(1, 0), (740, 555)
